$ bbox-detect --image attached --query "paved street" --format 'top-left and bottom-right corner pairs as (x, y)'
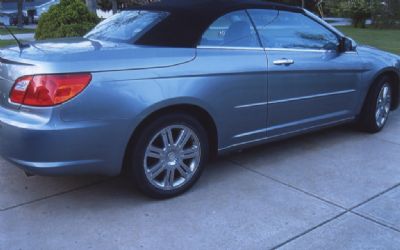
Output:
(1, 110), (400, 249)
(0, 33), (35, 41)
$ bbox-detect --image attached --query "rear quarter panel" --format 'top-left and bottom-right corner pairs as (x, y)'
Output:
(60, 48), (269, 153)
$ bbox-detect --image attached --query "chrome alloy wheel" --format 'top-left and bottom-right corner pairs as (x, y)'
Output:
(144, 125), (202, 191)
(375, 83), (392, 128)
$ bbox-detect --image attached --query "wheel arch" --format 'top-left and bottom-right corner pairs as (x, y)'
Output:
(368, 68), (400, 110)
(122, 103), (219, 174)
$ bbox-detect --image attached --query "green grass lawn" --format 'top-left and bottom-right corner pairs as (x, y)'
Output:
(0, 40), (19, 47)
(0, 26), (35, 35)
(337, 26), (400, 55)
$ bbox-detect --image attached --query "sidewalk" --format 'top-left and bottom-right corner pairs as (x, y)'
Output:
(0, 33), (35, 41)
(324, 17), (372, 26)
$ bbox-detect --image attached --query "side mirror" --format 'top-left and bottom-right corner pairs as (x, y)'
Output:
(350, 38), (358, 51)
(339, 37), (357, 52)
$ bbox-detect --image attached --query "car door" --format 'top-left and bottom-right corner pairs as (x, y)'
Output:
(195, 10), (269, 148)
(248, 9), (364, 137)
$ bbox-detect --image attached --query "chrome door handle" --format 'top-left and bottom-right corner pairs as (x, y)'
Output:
(273, 59), (294, 65)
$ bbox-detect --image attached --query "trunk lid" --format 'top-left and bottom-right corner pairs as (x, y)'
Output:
(0, 38), (195, 109)
(0, 37), (195, 73)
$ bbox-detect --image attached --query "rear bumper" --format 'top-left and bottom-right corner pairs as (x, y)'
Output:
(4, 158), (105, 176)
(0, 106), (130, 176)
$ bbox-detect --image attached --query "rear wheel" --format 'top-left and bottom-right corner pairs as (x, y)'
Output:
(358, 76), (393, 133)
(127, 113), (209, 199)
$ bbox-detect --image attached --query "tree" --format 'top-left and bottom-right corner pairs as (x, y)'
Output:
(97, 0), (112, 12)
(110, 0), (118, 14)
(269, 0), (324, 16)
(372, 0), (400, 28)
(97, 0), (158, 13)
(17, 0), (25, 28)
(86, 0), (98, 14)
(315, 0), (325, 18)
(336, 0), (375, 28)
(35, 0), (99, 40)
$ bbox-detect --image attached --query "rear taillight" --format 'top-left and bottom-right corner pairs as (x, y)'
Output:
(10, 73), (92, 107)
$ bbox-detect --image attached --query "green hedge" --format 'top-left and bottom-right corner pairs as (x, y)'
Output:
(35, 0), (99, 40)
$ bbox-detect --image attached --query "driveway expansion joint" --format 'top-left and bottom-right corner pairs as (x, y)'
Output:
(350, 210), (400, 233)
(349, 182), (400, 211)
(271, 211), (349, 249)
(375, 137), (400, 147)
(227, 158), (347, 210)
(228, 159), (400, 247)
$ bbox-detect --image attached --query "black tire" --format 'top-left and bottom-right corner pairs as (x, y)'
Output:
(127, 113), (209, 199)
(358, 76), (393, 133)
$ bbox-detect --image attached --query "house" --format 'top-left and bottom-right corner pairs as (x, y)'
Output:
(0, 0), (60, 25)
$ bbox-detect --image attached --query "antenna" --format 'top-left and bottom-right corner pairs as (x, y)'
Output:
(0, 23), (30, 51)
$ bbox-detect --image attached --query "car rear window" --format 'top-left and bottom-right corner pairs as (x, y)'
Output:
(85, 11), (169, 44)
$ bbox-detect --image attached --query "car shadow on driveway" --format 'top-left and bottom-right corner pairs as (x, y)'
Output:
(1, 111), (399, 249)
(1, 156), (344, 249)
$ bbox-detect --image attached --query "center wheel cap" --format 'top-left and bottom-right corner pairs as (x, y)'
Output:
(167, 152), (178, 166)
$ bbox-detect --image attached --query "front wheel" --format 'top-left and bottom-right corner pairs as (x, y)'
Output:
(127, 113), (209, 199)
(358, 77), (393, 133)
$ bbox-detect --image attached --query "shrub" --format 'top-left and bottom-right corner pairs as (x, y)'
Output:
(35, 0), (100, 40)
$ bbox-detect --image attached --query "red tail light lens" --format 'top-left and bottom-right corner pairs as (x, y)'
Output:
(10, 73), (92, 107)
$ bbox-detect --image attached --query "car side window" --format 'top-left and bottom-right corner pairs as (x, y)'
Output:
(199, 10), (260, 48)
(248, 9), (339, 50)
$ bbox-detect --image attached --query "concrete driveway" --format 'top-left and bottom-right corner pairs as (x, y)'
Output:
(1, 110), (400, 249)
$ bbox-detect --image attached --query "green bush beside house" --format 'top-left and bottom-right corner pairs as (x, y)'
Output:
(35, 0), (99, 40)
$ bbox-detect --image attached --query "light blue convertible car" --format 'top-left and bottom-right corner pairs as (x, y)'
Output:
(0, 0), (399, 198)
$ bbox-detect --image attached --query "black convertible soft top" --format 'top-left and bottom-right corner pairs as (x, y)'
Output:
(132, 0), (303, 48)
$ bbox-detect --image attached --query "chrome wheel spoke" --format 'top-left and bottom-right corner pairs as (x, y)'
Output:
(379, 90), (384, 101)
(176, 128), (192, 149)
(383, 86), (389, 98)
(149, 162), (165, 178)
(164, 169), (175, 188)
(176, 160), (191, 177)
(181, 146), (199, 159)
(385, 106), (390, 114)
(161, 128), (175, 147)
(146, 146), (164, 159)
(376, 109), (381, 121)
